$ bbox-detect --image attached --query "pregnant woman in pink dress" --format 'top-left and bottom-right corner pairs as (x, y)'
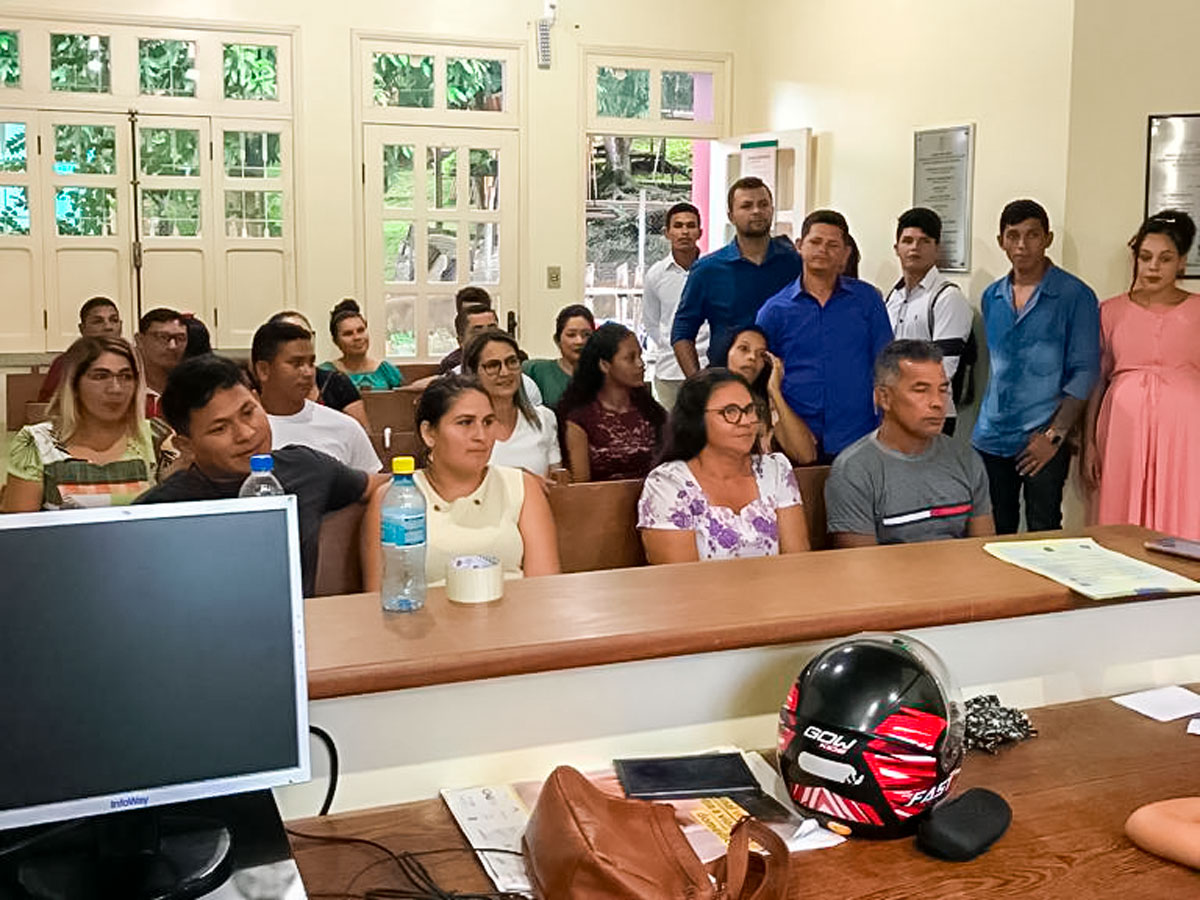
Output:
(1083, 211), (1200, 539)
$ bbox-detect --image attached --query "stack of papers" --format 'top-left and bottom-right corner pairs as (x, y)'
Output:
(1111, 685), (1200, 722)
(983, 538), (1200, 600)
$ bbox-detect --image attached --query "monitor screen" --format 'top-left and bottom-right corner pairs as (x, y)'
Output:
(0, 497), (309, 830)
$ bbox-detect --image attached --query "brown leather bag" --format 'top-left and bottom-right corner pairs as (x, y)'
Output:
(522, 765), (790, 899)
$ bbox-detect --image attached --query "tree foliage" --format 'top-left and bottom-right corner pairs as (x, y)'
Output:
(49, 33), (110, 93)
(373, 54), (434, 108)
(223, 44), (277, 100)
(0, 31), (19, 87)
(139, 39), (196, 97)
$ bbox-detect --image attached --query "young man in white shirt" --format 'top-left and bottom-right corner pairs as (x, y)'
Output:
(643, 202), (708, 410)
(251, 321), (382, 474)
(885, 207), (974, 435)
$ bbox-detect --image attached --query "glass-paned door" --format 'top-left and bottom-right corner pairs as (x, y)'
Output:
(364, 125), (516, 360)
(136, 114), (215, 327)
(0, 110), (43, 350)
(39, 110), (132, 350)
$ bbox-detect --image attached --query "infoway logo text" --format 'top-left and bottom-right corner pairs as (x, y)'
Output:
(110, 796), (149, 810)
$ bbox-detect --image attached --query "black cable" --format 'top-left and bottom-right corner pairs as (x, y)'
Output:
(286, 828), (525, 900)
(309, 725), (339, 816)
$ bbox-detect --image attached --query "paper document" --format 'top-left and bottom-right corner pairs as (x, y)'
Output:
(1188, 719), (1200, 736)
(983, 538), (1200, 600)
(439, 785), (532, 895)
(1111, 686), (1200, 722)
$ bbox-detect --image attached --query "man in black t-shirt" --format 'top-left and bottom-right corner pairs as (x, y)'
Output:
(136, 355), (386, 595)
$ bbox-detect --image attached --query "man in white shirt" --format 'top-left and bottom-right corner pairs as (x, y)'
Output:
(251, 321), (382, 474)
(643, 202), (709, 410)
(885, 207), (974, 435)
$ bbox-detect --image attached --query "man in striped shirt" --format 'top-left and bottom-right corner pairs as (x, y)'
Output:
(825, 340), (994, 547)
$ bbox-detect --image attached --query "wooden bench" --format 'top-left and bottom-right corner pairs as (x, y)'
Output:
(360, 386), (424, 433)
(313, 466), (832, 595)
(6, 372), (47, 430)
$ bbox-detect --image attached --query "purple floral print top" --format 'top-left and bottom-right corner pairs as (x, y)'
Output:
(636, 453), (803, 559)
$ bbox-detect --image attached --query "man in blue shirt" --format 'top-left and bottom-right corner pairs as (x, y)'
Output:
(972, 199), (1100, 534)
(671, 176), (801, 373)
(756, 209), (894, 461)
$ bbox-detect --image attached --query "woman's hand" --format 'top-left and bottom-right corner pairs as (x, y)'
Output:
(1081, 441), (1101, 491)
(766, 351), (785, 398)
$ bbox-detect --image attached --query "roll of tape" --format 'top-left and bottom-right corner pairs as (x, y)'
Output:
(446, 555), (504, 604)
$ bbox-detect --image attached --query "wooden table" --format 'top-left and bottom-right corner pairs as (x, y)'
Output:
(305, 525), (1200, 699)
(289, 690), (1200, 898)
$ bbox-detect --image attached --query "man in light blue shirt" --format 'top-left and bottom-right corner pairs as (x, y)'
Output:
(972, 199), (1100, 533)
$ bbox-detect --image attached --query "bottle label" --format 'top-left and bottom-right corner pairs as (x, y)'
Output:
(382, 512), (425, 547)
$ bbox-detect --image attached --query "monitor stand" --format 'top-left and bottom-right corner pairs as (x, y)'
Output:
(16, 810), (232, 900)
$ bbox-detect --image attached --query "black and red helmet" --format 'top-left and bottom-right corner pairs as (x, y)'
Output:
(778, 633), (964, 839)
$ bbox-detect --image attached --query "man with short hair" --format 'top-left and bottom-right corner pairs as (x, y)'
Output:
(136, 355), (385, 596)
(251, 321), (381, 474)
(38, 296), (124, 401)
(885, 207), (974, 435)
(136, 308), (188, 419)
(756, 209), (894, 461)
(437, 287), (495, 373)
(825, 340), (994, 547)
(972, 199), (1100, 534)
(671, 176), (801, 374)
(643, 202), (709, 409)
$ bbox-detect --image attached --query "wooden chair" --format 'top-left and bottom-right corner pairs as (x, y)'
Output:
(314, 502), (367, 596)
(547, 478), (647, 573)
(396, 363), (441, 383)
(7, 372), (47, 429)
(793, 465), (831, 550)
(361, 386), (424, 433)
(369, 430), (423, 467)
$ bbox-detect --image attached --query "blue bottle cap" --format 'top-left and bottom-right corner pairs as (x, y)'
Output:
(250, 454), (274, 473)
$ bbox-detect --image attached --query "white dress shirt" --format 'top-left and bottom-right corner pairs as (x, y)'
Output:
(269, 399), (382, 473)
(884, 266), (973, 418)
(643, 253), (709, 382)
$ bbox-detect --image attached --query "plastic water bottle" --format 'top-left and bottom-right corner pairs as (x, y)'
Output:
(381, 456), (427, 612)
(239, 454), (285, 497)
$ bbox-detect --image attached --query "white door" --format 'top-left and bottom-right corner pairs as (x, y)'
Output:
(709, 129), (811, 244)
(364, 125), (517, 360)
(134, 114), (216, 327)
(39, 110), (133, 350)
(0, 111), (43, 351)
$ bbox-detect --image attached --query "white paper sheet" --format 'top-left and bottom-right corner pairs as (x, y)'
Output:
(983, 538), (1200, 600)
(1188, 718), (1200, 736)
(1111, 685), (1200, 722)
(439, 785), (532, 894)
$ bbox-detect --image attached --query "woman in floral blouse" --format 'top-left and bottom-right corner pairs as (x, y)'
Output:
(637, 369), (810, 562)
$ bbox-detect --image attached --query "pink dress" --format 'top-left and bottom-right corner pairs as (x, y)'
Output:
(1095, 293), (1200, 539)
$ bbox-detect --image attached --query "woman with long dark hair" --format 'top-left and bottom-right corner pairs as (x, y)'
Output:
(523, 304), (595, 408)
(637, 368), (809, 563)
(1083, 210), (1200, 538)
(726, 326), (817, 464)
(558, 322), (665, 482)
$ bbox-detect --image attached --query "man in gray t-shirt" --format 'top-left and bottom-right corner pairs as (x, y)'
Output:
(826, 340), (994, 546)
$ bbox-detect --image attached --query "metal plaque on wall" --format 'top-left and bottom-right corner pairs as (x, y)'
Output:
(913, 125), (975, 272)
(1146, 114), (1200, 277)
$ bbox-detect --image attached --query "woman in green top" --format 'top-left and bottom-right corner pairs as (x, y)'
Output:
(3, 337), (161, 511)
(522, 304), (595, 408)
(321, 298), (404, 391)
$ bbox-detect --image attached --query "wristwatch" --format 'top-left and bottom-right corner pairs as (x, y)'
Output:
(1043, 427), (1064, 446)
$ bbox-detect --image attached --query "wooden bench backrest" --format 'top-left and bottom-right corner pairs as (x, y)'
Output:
(7, 372), (46, 429)
(360, 386), (424, 433)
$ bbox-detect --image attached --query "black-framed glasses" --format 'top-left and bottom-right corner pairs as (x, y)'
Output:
(706, 402), (760, 425)
(479, 355), (522, 377)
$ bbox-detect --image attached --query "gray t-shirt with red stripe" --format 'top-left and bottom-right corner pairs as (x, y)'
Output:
(825, 430), (991, 544)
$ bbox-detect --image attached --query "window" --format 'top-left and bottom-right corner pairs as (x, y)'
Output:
(596, 67), (649, 119)
(139, 39), (197, 97)
(140, 128), (200, 176)
(0, 121), (25, 172)
(50, 33), (110, 93)
(224, 130), (281, 178)
(373, 54), (433, 108)
(0, 185), (28, 234)
(0, 31), (19, 88)
(446, 58), (504, 111)
(54, 124), (117, 175)
(588, 52), (726, 137)
(55, 186), (117, 236)
(223, 43), (277, 101)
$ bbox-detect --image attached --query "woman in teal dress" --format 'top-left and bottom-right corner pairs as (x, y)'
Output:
(321, 298), (404, 391)
(523, 304), (595, 408)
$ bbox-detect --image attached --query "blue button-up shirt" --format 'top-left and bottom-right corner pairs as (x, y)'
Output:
(671, 236), (802, 367)
(972, 263), (1100, 457)
(756, 275), (894, 458)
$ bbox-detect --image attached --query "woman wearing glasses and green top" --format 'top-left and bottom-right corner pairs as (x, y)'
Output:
(637, 368), (810, 563)
(3, 337), (163, 511)
(462, 331), (561, 478)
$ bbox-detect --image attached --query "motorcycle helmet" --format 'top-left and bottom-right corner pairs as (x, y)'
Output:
(778, 633), (964, 839)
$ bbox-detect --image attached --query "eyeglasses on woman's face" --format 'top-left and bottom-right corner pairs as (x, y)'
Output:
(84, 368), (137, 386)
(706, 402), (760, 425)
(479, 354), (522, 377)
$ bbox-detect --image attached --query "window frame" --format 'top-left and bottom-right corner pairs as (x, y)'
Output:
(585, 49), (730, 140)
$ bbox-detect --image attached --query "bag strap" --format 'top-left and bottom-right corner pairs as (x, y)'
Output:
(708, 817), (790, 900)
(925, 280), (958, 339)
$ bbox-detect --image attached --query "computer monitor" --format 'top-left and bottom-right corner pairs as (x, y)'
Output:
(0, 497), (310, 832)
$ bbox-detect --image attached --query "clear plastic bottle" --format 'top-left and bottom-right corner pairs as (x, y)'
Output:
(381, 456), (427, 612)
(239, 454), (285, 497)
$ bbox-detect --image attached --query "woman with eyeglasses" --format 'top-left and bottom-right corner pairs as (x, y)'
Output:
(1082, 210), (1200, 539)
(322, 298), (404, 391)
(462, 331), (561, 477)
(269, 310), (369, 430)
(726, 326), (818, 465)
(637, 368), (810, 563)
(3, 337), (163, 511)
(558, 322), (666, 482)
